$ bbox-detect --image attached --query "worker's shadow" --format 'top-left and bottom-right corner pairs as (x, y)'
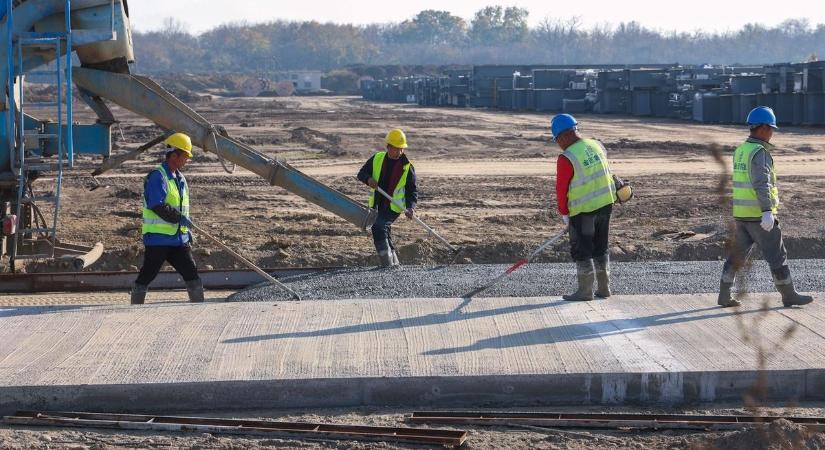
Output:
(422, 304), (778, 356)
(221, 298), (562, 344)
(222, 297), (774, 346)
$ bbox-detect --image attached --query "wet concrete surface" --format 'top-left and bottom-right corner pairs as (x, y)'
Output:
(228, 259), (825, 302)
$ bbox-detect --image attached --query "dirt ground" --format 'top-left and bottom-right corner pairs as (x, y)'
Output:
(12, 94), (825, 272)
(2, 404), (825, 449)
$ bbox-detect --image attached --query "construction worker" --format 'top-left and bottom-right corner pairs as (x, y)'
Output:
(717, 106), (813, 308)
(552, 114), (617, 302)
(130, 132), (203, 305)
(357, 128), (418, 267)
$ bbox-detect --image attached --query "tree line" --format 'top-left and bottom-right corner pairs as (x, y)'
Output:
(131, 7), (825, 74)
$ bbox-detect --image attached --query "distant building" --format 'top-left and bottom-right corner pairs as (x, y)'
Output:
(271, 71), (323, 92)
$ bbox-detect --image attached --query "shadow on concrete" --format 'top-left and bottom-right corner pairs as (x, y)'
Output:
(222, 299), (566, 344)
(423, 304), (782, 355)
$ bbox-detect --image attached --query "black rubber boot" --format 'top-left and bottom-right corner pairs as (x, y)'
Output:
(130, 283), (148, 305)
(772, 266), (813, 307)
(563, 260), (595, 302)
(377, 249), (393, 268)
(593, 254), (611, 298)
(717, 281), (740, 307)
(186, 279), (204, 303)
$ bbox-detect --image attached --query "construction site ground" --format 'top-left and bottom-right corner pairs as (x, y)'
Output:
(4, 93), (825, 448)
(22, 94), (825, 272)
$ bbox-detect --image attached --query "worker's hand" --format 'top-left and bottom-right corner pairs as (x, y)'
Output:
(760, 211), (775, 232)
(562, 215), (570, 227)
(405, 208), (415, 219)
(180, 216), (193, 228)
(367, 177), (378, 189)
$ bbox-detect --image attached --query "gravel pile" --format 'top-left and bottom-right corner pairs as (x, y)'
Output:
(226, 259), (825, 302)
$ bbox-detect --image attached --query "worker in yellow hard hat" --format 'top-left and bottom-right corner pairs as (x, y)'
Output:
(131, 132), (203, 304)
(356, 128), (418, 268)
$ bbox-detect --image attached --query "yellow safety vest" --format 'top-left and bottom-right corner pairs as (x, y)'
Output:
(732, 141), (779, 219)
(562, 138), (616, 217)
(142, 165), (190, 236)
(368, 152), (412, 214)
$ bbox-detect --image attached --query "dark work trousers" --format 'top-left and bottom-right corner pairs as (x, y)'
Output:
(371, 209), (400, 253)
(721, 219), (788, 282)
(135, 245), (200, 286)
(568, 204), (613, 261)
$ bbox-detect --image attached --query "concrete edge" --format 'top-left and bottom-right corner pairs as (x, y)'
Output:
(2, 369), (823, 415)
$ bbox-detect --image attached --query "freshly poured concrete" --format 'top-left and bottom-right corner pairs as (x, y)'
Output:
(1, 292), (824, 413)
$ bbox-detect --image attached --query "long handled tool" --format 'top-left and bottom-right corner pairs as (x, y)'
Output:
(373, 186), (465, 263)
(189, 222), (302, 300)
(462, 229), (567, 298)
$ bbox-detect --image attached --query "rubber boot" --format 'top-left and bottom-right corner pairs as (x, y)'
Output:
(390, 250), (401, 267)
(186, 279), (204, 303)
(563, 260), (595, 302)
(377, 249), (393, 268)
(717, 281), (740, 307)
(593, 254), (611, 298)
(773, 266), (813, 307)
(130, 283), (148, 305)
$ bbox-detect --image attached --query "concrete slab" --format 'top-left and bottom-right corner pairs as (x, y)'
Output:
(1, 292), (824, 413)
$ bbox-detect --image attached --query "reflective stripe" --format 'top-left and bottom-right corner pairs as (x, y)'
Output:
(732, 181), (753, 189)
(569, 168), (608, 188)
(732, 199), (761, 207)
(143, 218), (175, 225)
(569, 185), (615, 207)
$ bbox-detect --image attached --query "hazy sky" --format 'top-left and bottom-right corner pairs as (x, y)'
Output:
(129, 0), (824, 34)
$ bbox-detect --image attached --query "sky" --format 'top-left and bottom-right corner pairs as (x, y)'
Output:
(129, 0), (825, 35)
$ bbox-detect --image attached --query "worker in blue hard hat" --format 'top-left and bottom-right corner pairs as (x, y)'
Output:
(552, 114), (618, 301)
(356, 128), (418, 268)
(131, 132), (203, 305)
(717, 106), (813, 308)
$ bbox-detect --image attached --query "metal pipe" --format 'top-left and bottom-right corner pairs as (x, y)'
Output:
(72, 67), (376, 231)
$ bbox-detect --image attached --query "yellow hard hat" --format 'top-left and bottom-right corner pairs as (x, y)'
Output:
(385, 128), (408, 149)
(165, 132), (193, 157)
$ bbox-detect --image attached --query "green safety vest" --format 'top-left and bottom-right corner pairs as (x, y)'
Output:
(562, 138), (617, 217)
(368, 152), (412, 214)
(142, 165), (190, 236)
(732, 141), (779, 219)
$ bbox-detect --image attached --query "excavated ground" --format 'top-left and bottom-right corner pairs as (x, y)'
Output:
(9, 94), (825, 273)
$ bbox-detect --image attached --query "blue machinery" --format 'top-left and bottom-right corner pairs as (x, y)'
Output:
(0, 1), (375, 271)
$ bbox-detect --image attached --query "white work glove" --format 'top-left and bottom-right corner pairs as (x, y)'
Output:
(760, 211), (775, 232)
(562, 215), (569, 226)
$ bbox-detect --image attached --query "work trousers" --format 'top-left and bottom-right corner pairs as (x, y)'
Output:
(371, 209), (400, 253)
(568, 204), (612, 261)
(135, 244), (200, 286)
(721, 219), (788, 282)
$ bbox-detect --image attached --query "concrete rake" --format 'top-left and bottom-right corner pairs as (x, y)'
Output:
(463, 229), (567, 298)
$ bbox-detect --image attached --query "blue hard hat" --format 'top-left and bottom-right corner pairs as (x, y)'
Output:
(550, 114), (578, 141)
(746, 106), (778, 129)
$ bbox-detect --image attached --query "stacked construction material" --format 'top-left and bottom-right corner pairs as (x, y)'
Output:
(360, 62), (825, 125)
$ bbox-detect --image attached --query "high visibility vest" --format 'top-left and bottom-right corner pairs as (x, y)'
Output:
(142, 165), (190, 236)
(562, 138), (616, 217)
(732, 141), (779, 219)
(367, 152), (412, 214)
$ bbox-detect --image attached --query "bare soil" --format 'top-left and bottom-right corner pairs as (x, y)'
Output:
(13, 95), (825, 272)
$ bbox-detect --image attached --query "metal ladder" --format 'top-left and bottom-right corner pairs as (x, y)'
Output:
(6, 0), (74, 265)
